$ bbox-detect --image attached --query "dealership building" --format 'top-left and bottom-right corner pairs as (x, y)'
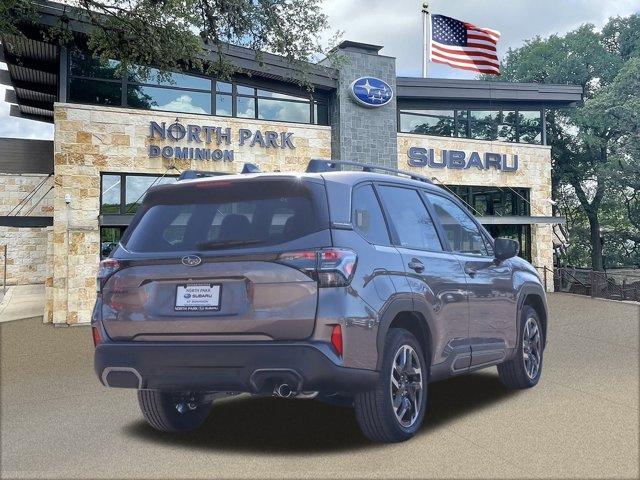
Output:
(0, 1), (582, 324)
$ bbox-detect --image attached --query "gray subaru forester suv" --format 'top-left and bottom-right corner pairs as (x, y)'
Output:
(92, 160), (547, 443)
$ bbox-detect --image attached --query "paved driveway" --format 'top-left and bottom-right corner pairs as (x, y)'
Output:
(1, 293), (638, 479)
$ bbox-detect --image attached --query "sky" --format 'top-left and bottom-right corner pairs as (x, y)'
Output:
(1, 0), (639, 140)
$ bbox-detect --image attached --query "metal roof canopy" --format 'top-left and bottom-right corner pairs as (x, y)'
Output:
(0, 138), (54, 174)
(396, 77), (583, 108)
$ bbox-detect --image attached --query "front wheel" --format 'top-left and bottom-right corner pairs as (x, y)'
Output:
(354, 328), (428, 443)
(137, 390), (212, 432)
(497, 305), (545, 389)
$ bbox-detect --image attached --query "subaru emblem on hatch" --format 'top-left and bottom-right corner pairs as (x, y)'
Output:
(349, 77), (393, 108)
(181, 255), (202, 267)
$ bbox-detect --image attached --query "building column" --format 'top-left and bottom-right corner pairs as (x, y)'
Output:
(321, 42), (398, 167)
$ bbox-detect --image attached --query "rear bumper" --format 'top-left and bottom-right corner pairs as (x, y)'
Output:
(94, 340), (378, 394)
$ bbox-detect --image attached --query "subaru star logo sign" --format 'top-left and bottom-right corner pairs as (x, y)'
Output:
(181, 255), (202, 267)
(349, 77), (393, 108)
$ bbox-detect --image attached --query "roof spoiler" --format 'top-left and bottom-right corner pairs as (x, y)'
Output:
(178, 163), (260, 181)
(306, 159), (433, 184)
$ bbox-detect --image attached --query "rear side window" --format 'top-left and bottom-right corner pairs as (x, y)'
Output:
(426, 193), (488, 256)
(377, 185), (442, 251)
(123, 179), (327, 252)
(351, 184), (390, 245)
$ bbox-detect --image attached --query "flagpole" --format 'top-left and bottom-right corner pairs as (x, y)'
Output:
(422, 2), (430, 77)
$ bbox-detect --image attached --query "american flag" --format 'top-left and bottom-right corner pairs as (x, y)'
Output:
(429, 14), (501, 75)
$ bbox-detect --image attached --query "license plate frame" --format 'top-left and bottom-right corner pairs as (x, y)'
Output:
(174, 283), (221, 312)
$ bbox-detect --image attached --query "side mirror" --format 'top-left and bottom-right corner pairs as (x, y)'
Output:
(494, 237), (519, 262)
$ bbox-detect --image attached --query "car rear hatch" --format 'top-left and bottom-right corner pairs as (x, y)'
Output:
(98, 175), (331, 341)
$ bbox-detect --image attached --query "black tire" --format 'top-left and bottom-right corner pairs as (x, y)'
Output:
(137, 390), (212, 432)
(354, 328), (428, 443)
(498, 305), (545, 389)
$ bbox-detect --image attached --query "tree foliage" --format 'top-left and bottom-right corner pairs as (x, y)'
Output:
(486, 15), (640, 269)
(1, 0), (333, 86)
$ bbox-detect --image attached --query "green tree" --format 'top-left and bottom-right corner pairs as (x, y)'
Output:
(1, 0), (333, 86)
(486, 15), (640, 270)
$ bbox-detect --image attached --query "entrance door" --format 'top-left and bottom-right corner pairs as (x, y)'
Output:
(424, 192), (517, 367)
(376, 184), (470, 370)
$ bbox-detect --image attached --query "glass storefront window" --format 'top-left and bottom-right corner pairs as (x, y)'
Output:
(70, 49), (121, 79)
(401, 108), (542, 144)
(257, 98), (310, 123)
(215, 93), (232, 116)
(125, 175), (177, 213)
(400, 110), (455, 137)
(126, 85), (211, 114)
(518, 111), (542, 144)
(236, 96), (255, 118)
(67, 50), (328, 124)
(455, 110), (469, 137)
(128, 66), (211, 90)
(237, 85), (255, 95)
(101, 175), (121, 214)
(69, 78), (122, 106)
(314, 102), (329, 125)
(216, 81), (232, 93)
(469, 110), (497, 141)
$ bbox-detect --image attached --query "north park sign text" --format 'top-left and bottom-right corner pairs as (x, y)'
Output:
(148, 121), (295, 162)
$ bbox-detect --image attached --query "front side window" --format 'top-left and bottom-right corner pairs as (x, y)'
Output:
(377, 186), (442, 251)
(351, 184), (390, 245)
(426, 193), (488, 256)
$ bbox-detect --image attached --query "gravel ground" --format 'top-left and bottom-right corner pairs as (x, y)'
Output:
(1, 293), (638, 479)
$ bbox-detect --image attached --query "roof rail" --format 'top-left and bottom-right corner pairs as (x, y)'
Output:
(306, 159), (433, 184)
(178, 163), (261, 181)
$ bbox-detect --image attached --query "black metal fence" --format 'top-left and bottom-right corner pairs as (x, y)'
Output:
(536, 266), (640, 302)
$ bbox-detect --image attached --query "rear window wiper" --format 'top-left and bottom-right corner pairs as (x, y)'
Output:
(196, 239), (265, 250)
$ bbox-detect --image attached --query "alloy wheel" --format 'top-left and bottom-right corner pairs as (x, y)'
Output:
(390, 344), (423, 428)
(522, 317), (542, 379)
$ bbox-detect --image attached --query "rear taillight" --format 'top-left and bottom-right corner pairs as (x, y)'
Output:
(97, 259), (121, 292)
(277, 248), (357, 287)
(92, 326), (102, 347)
(330, 324), (343, 357)
(104, 276), (149, 312)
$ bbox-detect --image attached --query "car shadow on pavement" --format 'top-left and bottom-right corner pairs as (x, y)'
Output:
(125, 371), (519, 453)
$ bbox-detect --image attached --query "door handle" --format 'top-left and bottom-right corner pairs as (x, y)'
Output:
(465, 266), (477, 277)
(408, 258), (425, 273)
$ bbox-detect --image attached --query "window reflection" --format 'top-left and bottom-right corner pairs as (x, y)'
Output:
(258, 98), (310, 123)
(127, 86), (211, 114)
(101, 175), (121, 214)
(400, 110), (455, 137)
(68, 49), (328, 125)
(237, 97), (255, 118)
(70, 78), (122, 106)
(400, 108), (542, 144)
(70, 49), (121, 79)
(124, 176), (177, 213)
(128, 66), (210, 90)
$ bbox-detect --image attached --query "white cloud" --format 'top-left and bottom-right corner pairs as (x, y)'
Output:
(321, 0), (640, 78)
(154, 94), (209, 114)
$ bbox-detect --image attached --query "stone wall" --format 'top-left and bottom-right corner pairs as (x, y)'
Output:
(0, 174), (53, 286)
(51, 103), (332, 324)
(323, 48), (397, 167)
(397, 133), (555, 290)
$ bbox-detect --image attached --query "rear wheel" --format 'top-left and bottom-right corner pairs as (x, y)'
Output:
(354, 328), (427, 443)
(497, 305), (545, 389)
(137, 390), (212, 432)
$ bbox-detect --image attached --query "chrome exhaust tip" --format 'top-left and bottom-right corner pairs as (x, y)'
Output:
(275, 383), (294, 398)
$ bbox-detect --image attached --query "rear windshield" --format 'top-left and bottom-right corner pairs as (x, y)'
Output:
(123, 178), (327, 253)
